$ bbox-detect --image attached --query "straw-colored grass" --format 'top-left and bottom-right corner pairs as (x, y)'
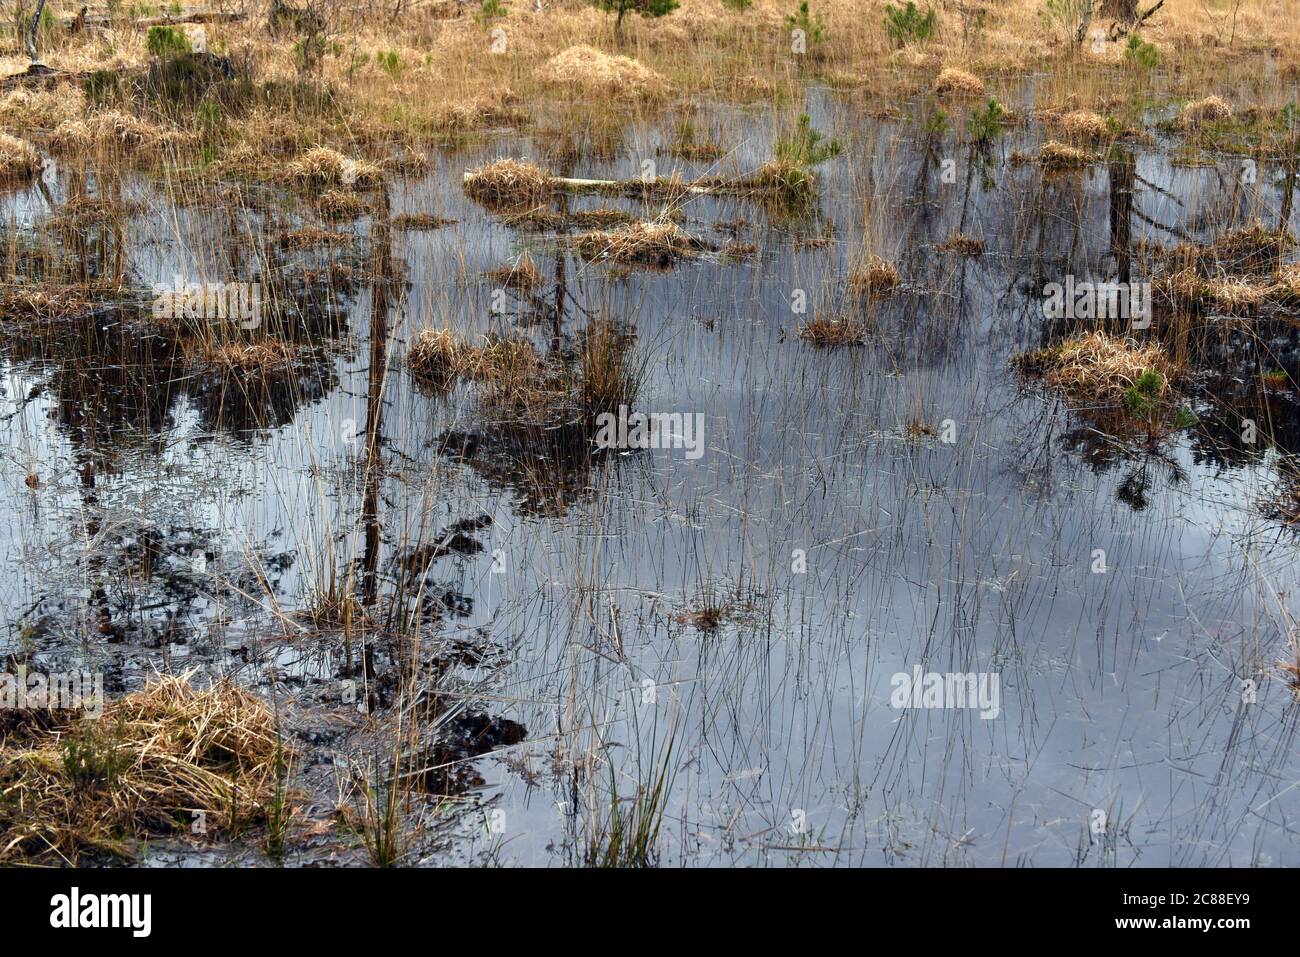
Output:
(798, 315), (869, 346)
(1056, 110), (1109, 142)
(318, 189), (370, 220)
(0, 286), (92, 321)
(0, 674), (287, 864)
(278, 226), (350, 250)
(463, 158), (556, 209)
(574, 220), (710, 267)
(485, 252), (545, 291)
(1016, 332), (1174, 406)
(392, 213), (456, 230)
(286, 147), (382, 188)
(0, 133), (42, 183)
(1038, 141), (1097, 170)
(536, 45), (669, 100)
(847, 256), (901, 296)
(49, 110), (191, 154)
(409, 327), (473, 388)
(193, 339), (299, 373)
(933, 67), (985, 97)
(0, 87), (86, 130)
(1179, 95), (1233, 128)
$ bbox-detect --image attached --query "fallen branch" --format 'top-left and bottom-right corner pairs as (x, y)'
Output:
(61, 8), (246, 28)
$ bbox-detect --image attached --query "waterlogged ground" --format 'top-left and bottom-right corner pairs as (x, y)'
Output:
(2, 86), (1299, 866)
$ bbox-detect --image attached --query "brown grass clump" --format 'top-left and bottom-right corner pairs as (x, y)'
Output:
(409, 327), (473, 388)
(0, 133), (42, 184)
(0, 87), (85, 130)
(381, 148), (433, 176)
(741, 158), (817, 204)
(392, 213), (456, 230)
(578, 320), (642, 418)
(936, 233), (985, 257)
(213, 141), (264, 177)
(463, 158), (556, 209)
(933, 68), (985, 97)
(1274, 265), (1300, 302)
(1016, 332), (1173, 406)
(1199, 277), (1271, 312)
(0, 674), (286, 864)
(0, 285), (92, 321)
(1057, 110), (1109, 142)
(1160, 224), (1293, 295)
(536, 45), (669, 100)
(798, 315), (869, 347)
(408, 329), (560, 412)
(318, 189), (370, 220)
(286, 147), (382, 188)
(847, 257), (901, 296)
(485, 252), (545, 291)
(502, 206), (636, 231)
(1038, 141), (1097, 170)
(1179, 95), (1233, 128)
(49, 110), (191, 154)
(278, 226), (349, 250)
(1196, 223), (1290, 274)
(574, 220), (711, 267)
(195, 339), (298, 373)
(1161, 258), (1300, 316)
(470, 336), (563, 415)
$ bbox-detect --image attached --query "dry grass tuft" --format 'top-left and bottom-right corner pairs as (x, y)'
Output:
(278, 226), (349, 250)
(0, 133), (42, 183)
(1179, 95), (1233, 128)
(0, 87), (86, 130)
(409, 327), (473, 388)
(536, 45), (669, 100)
(847, 257), (901, 296)
(50, 110), (191, 154)
(798, 315), (869, 347)
(392, 213), (456, 230)
(936, 233), (985, 257)
(501, 206), (635, 231)
(1057, 110), (1109, 142)
(0, 285), (92, 321)
(1016, 332), (1173, 406)
(1038, 140), (1097, 170)
(574, 220), (711, 267)
(933, 68), (985, 97)
(0, 673), (287, 864)
(741, 157), (817, 204)
(286, 147), (382, 188)
(1163, 222), (1293, 284)
(463, 158), (555, 209)
(485, 252), (545, 291)
(408, 329), (558, 413)
(318, 189), (370, 220)
(194, 339), (298, 373)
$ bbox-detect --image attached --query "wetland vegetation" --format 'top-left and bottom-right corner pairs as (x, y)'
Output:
(0, 0), (1298, 868)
